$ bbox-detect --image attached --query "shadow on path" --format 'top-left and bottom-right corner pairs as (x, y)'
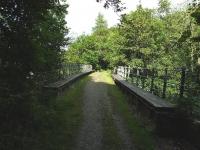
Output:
(74, 72), (135, 150)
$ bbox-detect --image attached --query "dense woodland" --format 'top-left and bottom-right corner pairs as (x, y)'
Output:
(0, 0), (200, 149)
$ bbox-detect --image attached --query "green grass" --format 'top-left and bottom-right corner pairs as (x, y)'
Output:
(102, 104), (123, 150)
(28, 76), (89, 150)
(102, 71), (155, 150)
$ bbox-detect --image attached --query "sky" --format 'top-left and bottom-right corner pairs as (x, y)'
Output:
(65, 0), (187, 37)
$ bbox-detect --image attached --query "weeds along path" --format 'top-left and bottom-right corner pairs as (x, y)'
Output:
(74, 71), (197, 150)
(75, 72), (135, 150)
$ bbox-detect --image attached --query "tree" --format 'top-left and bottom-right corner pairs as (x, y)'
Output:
(158, 0), (171, 17)
(103, 27), (125, 67)
(0, 0), (68, 94)
(66, 14), (121, 69)
(93, 13), (108, 34)
(119, 7), (166, 68)
(96, 0), (125, 11)
(0, 1), (69, 148)
(65, 34), (100, 68)
(188, 5), (200, 69)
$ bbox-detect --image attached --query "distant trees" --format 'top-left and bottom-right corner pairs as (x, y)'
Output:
(67, 0), (199, 70)
(66, 12), (126, 69)
(66, 13), (120, 69)
(65, 34), (100, 68)
(93, 13), (108, 33)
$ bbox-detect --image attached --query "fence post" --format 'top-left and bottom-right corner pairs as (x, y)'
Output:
(126, 66), (130, 81)
(58, 67), (61, 80)
(65, 64), (67, 78)
(125, 67), (127, 80)
(131, 68), (134, 83)
(122, 66), (123, 77)
(142, 68), (145, 89)
(124, 66), (126, 79)
(117, 67), (119, 76)
(69, 64), (71, 75)
(79, 64), (81, 73)
(150, 68), (155, 93)
(136, 68), (139, 86)
(119, 67), (122, 77)
(180, 67), (186, 98)
(162, 68), (168, 98)
(67, 64), (69, 76)
(197, 66), (200, 83)
(122, 66), (123, 78)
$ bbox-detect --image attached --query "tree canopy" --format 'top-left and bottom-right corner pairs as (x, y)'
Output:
(97, 0), (125, 11)
(0, 1), (69, 147)
(0, 0), (68, 94)
(66, 0), (200, 70)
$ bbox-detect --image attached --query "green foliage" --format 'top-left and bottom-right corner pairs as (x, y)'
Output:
(102, 71), (155, 150)
(119, 8), (166, 67)
(4, 75), (87, 150)
(66, 5), (199, 70)
(65, 13), (122, 69)
(191, 7), (200, 25)
(158, 0), (171, 16)
(0, 0), (69, 148)
(92, 13), (108, 34)
(0, 0), (68, 94)
(65, 34), (100, 68)
(65, 2), (200, 118)
(97, 0), (125, 12)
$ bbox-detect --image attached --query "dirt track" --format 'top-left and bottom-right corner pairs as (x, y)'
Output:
(74, 72), (135, 150)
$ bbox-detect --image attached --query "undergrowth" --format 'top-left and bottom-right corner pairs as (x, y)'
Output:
(0, 76), (89, 150)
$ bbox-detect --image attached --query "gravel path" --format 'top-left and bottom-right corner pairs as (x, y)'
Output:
(74, 72), (135, 150)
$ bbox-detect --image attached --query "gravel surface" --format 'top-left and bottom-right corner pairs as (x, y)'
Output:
(75, 73), (104, 150)
(74, 72), (135, 150)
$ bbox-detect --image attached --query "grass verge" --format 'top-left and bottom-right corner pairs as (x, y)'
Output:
(102, 71), (155, 150)
(102, 104), (123, 150)
(29, 76), (89, 150)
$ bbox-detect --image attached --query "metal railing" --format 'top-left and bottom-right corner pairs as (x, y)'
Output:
(0, 63), (92, 94)
(34, 64), (92, 86)
(114, 66), (200, 102)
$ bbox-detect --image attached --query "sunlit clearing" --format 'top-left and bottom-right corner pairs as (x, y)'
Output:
(89, 71), (115, 85)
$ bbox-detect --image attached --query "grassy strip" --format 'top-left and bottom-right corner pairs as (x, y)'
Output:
(103, 71), (155, 150)
(29, 76), (89, 150)
(93, 71), (123, 150)
(102, 103), (123, 150)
